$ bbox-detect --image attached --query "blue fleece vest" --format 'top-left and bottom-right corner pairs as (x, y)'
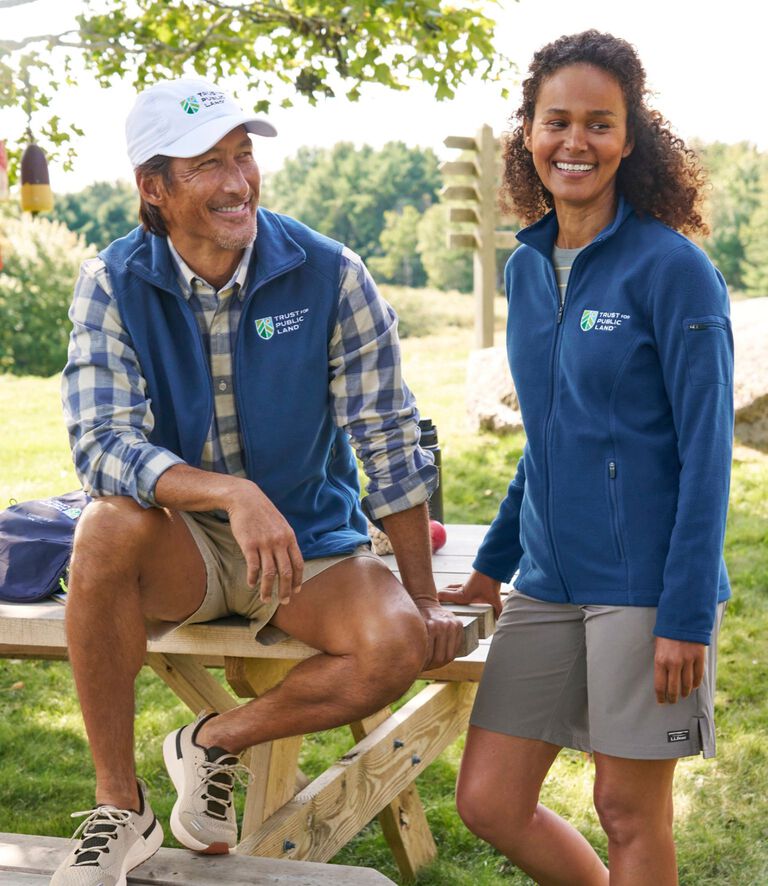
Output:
(100, 209), (369, 559)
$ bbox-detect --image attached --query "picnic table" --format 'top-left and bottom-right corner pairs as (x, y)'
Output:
(0, 524), (506, 882)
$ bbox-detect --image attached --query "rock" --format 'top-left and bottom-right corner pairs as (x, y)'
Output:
(466, 346), (523, 433)
(732, 297), (768, 448)
(465, 297), (768, 445)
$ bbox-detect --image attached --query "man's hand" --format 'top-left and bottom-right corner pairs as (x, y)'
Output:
(412, 596), (465, 670)
(654, 636), (707, 704)
(438, 570), (503, 619)
(227, 483), (304, 605)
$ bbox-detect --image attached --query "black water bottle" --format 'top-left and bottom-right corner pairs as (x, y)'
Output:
(418, 418), (444, 524)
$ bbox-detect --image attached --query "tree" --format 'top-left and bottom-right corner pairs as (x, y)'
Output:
(0, 0), (512, 180)
(416, 202), (473, 292)
(697, 141), (768, 290)
(50, 180), (139, 249)
(0, 210), (96, 376)
(264, 141), (441, 259)
(368, 205), (426, 286)
(740, 179), (768, 296)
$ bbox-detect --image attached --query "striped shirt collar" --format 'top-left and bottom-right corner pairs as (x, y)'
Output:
(166, 237), (252, 300)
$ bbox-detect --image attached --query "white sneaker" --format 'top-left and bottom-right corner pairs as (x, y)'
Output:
(50, 779), (163, 885)
(163, 711), (251, 854)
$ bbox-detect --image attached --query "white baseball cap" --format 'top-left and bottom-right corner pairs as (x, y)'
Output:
(126, 78), (277, 168)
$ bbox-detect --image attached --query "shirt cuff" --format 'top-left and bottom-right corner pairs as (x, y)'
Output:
(362, 463), (439, 525)
(133, 449), (186, 507)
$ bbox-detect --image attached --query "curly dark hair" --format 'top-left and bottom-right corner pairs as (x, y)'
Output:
(502, 30), (708, 235)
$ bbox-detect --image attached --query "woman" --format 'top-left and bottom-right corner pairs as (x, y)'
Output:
(440, 30), (733, 885)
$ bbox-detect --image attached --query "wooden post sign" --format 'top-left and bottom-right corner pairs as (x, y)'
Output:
(440, 126), (517, 349)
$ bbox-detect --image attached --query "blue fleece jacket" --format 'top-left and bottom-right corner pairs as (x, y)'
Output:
(473, 199), (733, 644)
(100, 208), (370, 560)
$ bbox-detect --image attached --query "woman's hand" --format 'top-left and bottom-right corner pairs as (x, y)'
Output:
(438, 570), (503, 619)
(654, 637), (707, 704)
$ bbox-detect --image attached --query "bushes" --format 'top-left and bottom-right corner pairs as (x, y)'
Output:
(0, 212), (95, 376)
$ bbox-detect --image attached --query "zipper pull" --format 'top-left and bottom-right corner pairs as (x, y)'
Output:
(609, 461), (617, 479)
(557, 301), (564, 324)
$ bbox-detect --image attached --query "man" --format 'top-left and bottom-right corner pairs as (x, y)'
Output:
(53, 78), (463, 885)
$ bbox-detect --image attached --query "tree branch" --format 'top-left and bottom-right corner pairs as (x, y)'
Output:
(0, 0), (42, 9)
(0, 30), (81, 52)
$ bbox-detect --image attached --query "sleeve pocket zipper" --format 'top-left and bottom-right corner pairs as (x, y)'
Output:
(688, 321), (727, 331)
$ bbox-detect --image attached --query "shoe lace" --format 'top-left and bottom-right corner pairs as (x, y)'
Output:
(68, 806), (135, 866)
(195, 756), (253, 821)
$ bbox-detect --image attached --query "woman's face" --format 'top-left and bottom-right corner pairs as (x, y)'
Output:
(524, 63), (633, 217)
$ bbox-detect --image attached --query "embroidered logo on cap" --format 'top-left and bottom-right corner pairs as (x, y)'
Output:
(180, 96), (201, 115)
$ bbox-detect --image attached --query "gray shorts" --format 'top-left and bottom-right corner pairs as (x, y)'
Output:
(151, 510), (381, 640)
(471, 590), (726, 760)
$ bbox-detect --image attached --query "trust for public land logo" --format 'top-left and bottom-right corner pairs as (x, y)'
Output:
(256, 317), (274, 340)
(580, 309), (599, 332)
(180, 95), (201, 115)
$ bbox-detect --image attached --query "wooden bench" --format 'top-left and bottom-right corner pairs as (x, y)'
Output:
(0, 524), (504, 881)
(0, 832), (396, 884)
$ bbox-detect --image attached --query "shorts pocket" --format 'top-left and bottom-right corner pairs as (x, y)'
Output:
(682, 315), (732, 386)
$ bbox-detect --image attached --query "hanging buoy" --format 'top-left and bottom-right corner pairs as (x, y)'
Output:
(20, 142), (53, 213)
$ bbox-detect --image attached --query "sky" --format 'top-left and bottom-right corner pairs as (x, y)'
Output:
(0, 0), (760, 193)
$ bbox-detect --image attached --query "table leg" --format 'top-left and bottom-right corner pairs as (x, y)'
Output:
(350, 709), (437, 881)
(224, 658), (304, 836)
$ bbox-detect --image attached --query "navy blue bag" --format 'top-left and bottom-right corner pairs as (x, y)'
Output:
(0, 491), (91, 603)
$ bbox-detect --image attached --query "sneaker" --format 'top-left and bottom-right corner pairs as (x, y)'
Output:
(163, 711), (251, 854)
(50, 779), (163, 886)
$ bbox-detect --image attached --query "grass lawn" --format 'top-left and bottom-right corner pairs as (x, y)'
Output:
(1, 286), (767, 884)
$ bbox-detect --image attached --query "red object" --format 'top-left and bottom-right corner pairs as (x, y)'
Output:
(429, 520), (447, 553)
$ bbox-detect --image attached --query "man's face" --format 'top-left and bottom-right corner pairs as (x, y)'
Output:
(150, 125), (261, 260)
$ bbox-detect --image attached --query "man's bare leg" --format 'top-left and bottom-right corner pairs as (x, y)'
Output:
(65, 497), (207, 810)
(196, 555), (428, 752)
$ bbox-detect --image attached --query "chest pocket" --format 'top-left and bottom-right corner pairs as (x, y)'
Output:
(682, 315), (732, 386)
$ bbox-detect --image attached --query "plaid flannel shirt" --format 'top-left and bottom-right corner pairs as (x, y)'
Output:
(62, 238), (436, 522)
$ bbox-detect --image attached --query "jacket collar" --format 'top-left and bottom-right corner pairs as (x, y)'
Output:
(516, 195), (634, 258)
(119, 207), (306, 298)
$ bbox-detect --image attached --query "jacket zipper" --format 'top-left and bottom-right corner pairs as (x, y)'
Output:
(542, 240), (604, 599)
(607, 460), (625, 559)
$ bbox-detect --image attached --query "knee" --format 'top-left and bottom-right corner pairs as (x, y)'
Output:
(456, 779), (525, 845)
(70, 496), (160, 583)
(353, 608), (427, 705)
(594, 783), (670, 847)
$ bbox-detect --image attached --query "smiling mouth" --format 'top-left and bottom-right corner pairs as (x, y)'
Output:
(212, 199), (251, 214)
(554, 162), (595, 172)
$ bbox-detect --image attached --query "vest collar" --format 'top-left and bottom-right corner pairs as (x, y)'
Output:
(121, 207), (306, 298)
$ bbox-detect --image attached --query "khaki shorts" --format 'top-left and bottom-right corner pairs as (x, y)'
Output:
(158, 511), (381, 641)
(471, 590), (726, 760)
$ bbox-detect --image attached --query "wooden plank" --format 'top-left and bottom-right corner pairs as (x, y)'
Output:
(0, 833), (396, 884)
(419, 638), (491, 682)
(443, 135), (478, 150)
(449, 206), (479, 224)
(495, 229), (519, 249)
(237, 681), (476, 863)
(439, 160), (478, 177)
(350, 711), (436, 882)
(146, 652), (238, 714)
(440, 184), (480, 202)
(448, 232), (477, 249)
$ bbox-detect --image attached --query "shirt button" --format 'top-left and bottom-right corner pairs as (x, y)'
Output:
(218, 379), (228, 392)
